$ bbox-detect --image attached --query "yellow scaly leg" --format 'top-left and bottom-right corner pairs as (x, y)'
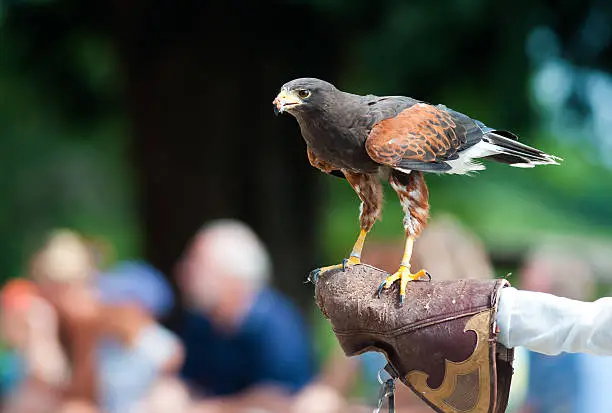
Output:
(377, 237), (430, 304)
(309, 229), (368, 282)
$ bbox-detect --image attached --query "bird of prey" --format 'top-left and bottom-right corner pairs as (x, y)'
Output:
(273, 78), (560, 303)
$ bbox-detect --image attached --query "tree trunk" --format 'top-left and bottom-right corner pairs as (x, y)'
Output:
(111, 1), (341, 314)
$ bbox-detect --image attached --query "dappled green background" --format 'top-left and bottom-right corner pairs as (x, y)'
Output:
(2, 0), (612, 306)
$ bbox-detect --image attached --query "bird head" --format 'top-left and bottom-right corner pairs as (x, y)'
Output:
(273, 78), (336, 115)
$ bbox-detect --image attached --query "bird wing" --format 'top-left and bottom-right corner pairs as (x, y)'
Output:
(365, 103), (482, 172)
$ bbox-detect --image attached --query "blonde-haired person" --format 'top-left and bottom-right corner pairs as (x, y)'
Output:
(28, 229), (184, 413)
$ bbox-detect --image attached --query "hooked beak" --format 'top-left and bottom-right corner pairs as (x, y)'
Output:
(273, 89), (303, 115)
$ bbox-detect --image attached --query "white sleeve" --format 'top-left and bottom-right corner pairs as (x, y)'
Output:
(496, 287), (612, 356)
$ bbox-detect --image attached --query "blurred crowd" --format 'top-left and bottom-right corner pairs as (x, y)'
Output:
(0, 217), (610, 413)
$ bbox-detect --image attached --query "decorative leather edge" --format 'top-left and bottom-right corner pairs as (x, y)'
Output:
(399, 279), (513, 413)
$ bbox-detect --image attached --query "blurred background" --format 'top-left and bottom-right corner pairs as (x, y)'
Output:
(1, 0), (612, 412)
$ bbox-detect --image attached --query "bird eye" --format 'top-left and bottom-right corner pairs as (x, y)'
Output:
(297, 89), (311, 99)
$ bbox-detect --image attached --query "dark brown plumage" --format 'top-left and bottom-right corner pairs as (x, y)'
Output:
(273, 78), (561, 303)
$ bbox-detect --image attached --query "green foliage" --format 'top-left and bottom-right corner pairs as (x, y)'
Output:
(0, 4), (138, 279)
(2, 0), (612, 283)
(312, 0), (612, 267)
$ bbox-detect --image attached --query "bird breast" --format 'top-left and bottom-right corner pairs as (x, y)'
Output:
(297, 115), (380, 173)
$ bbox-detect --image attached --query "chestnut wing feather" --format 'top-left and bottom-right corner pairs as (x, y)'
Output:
(365, 103), (477, 172)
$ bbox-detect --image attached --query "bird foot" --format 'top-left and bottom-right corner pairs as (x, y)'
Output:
(377, 266), (431, 305)
(307, 256), (361, 284)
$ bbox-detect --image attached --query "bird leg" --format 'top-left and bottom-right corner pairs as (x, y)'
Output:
(309, 228), (368, 282)
(309, 172), (382, 283)
(378, 171), (430, 304)
(377, 237), (430, 304)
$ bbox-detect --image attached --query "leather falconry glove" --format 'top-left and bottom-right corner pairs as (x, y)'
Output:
(314, 264), (514, 413)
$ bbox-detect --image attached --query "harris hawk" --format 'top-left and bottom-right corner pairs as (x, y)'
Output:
(273, 78), (560, 303)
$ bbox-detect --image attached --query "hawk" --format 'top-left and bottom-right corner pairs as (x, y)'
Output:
(273, 78), (560, 303)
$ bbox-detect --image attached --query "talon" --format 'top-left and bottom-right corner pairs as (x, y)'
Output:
(309, 256), (361, 281)
(342, 255), (360, 271)
(376, 266), (430, 304)
(307, 268), (321, 284)
(411, 269), (429, 281)
(377, 280), (386, 298)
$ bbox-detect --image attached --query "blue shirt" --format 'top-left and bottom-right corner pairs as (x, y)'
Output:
(575, 354), (612, 413)
(97, 324), (179, 413)
(526, 351), (581, 413)
(179, 288), (314, 396)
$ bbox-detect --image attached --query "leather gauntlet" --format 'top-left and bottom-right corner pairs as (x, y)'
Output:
(314, 264), (514, 413)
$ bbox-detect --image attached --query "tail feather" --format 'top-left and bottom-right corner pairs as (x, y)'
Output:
(482, 131), (562, 167)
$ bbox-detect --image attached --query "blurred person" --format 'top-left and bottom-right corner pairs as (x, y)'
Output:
(135, 376), (192, 413)
(517, 246), (612, 413)
(176, 219), (314, 412)
(364, 214), (495, 281)
(575, 351), (612, 413)
(290, 347), (362, 413)
(519, 246), (594, 302)
(28, 229), (184, 413)
(93, 260), (184, 413)
(0, 278), (69, 413)
(96, 260), (175, 321)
